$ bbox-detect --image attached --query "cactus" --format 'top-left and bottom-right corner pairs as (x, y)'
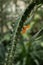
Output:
(0, 0), (43, 65)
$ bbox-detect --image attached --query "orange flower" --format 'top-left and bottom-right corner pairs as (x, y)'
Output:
(21, 25), (30, 34)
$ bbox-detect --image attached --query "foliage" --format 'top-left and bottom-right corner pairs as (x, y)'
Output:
(0, 0), (43, 65)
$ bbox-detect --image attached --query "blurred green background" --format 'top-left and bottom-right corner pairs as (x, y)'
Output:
(0, 0), (43, 65)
